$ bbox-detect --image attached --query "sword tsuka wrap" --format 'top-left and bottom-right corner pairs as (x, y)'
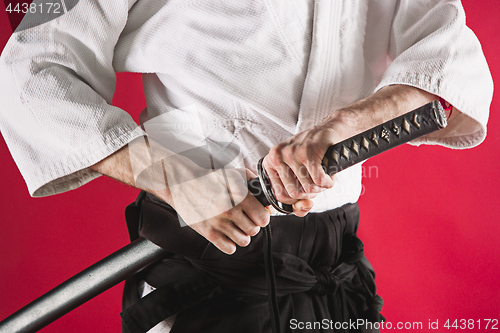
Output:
(249, 100), (447, 214)
(322, 100), (447, 176)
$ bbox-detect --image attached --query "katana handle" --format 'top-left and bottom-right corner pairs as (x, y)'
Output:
(248, 100), (447, 213)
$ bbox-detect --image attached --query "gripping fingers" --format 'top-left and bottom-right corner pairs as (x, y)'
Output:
(216, 196), (271, 251)
(193, 204), (267, 255)
(240, 195), (270, 229)
(264, 155), (321, 201)
(273, 163), (302, 199)
(304, 159), (335, 189)
(218, 218), (252, 247)
(267, 165), (317, 203)
(189, 221), (237, 254)
(203, 223), (249, 255)
(288, 160), (324, 194)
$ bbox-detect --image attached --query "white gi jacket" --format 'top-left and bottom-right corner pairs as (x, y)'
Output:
(0, 0), (492, 212)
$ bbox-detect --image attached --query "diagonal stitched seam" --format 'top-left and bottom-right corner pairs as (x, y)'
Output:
(262, 0), (302, 65)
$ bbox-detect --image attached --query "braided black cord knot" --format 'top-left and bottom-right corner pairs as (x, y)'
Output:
(312, 266), (341, 296)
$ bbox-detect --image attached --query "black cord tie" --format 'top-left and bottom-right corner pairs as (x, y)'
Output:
(262, 228), (384, 333)
(264, 224), (281, 333)
(365, 294), (385, 322)
(342, 234), (386, 324)
(311, 266), (341, 296)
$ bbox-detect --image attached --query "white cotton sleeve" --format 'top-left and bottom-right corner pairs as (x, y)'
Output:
(374, 0), (493, 149)
(0, 0), (145, 197)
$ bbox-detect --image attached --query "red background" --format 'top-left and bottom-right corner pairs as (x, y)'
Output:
(0, 1), (499, 332)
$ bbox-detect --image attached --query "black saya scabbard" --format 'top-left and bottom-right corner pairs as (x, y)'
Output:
(0, 100), (447, 333)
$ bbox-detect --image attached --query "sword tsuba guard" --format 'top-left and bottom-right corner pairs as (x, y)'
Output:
(257, 158), (294, 214)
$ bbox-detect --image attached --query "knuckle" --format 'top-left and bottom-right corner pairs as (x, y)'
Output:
(295, 149), (308, 164)
(259, 215), (270, 227)
(223, 209), (234, 219)
(286, 187), (300, 199)
(267, 147), (283, 164)
(274, 190), (288, 202)
(280, 146), (290, 157)
(268, 146), (279, 156)
(251, 226), (262, 235)
(308, 183), (322, 193)
(224, 208), (238, 220)
(294, 193), (307, 200)
(270, 183), (282, 197)
(282, 148), (296, 163)
(312, 176), (324, 186)
(204, 228), (220, 243)
(222, 219), (235, 231)
(301, 184), (314, 193)
(303, 193), (318, 200)
(245, 225), (259, 236)
(213, 218), (229, 231)
(253, 210), (270, 228)
(297, 166), (309, 180)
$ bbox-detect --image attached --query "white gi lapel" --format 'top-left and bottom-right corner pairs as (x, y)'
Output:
(295, 0), (343, 134)
(296, 0), (371, 135)
(294, 0), (367, 212)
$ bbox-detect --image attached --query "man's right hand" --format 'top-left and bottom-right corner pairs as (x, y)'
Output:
(163, 165), (271, 255)
(90, 139), (272, 255)
(187, 186), (270, 254)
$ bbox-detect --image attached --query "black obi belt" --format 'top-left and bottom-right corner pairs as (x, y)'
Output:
(121, 193), (384, 333)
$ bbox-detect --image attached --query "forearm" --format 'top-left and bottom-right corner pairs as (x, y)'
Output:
(89, 140), (174, 205)
(263, 84), (454, 204)
(320, 84), (446, 143)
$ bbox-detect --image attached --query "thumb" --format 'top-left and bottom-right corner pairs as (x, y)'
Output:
(292, 199), (314, 217)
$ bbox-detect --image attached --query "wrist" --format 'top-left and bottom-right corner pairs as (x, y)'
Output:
(321, 84), (436, 141)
